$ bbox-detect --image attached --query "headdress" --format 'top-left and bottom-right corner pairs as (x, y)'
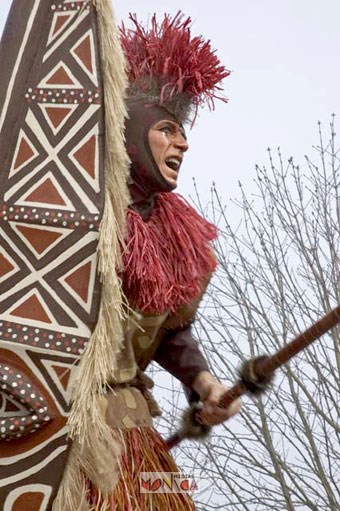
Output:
(120, 11), (230, 124)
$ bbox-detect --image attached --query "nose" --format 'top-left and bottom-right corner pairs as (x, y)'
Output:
(174, 134), (189, 152)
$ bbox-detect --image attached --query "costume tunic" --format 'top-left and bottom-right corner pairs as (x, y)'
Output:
(92, 191), (216, 510)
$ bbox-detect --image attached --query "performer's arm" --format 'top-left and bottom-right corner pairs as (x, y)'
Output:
(154, 325), (241, 425)
(153, 325), (209, 389)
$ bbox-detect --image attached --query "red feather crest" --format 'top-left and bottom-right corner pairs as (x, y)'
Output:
(120, 12), (230, 115)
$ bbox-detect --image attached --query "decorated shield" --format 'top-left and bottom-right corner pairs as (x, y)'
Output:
(0, 1), (129, 510)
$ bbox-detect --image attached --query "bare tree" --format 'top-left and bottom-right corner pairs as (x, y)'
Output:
(152, 116), (340, 510)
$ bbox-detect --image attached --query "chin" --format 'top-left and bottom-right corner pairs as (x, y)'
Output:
(166, 178), (178, 190)
(162, 172), (178, 190)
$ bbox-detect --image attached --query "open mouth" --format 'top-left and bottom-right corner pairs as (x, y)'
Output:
(165, 157), (181, 171)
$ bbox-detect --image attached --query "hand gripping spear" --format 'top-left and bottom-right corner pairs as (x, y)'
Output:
(166, 304), (340, 450)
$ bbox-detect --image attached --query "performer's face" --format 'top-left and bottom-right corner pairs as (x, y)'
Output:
(148, 120), (189, 189)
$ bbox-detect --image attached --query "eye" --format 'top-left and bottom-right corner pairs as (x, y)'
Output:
(156, 123), (187, 141)
(0, 364), (52, 440)
(159, 126), (172, 135)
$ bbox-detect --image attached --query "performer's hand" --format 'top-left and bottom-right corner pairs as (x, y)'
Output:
(192, 371), (241, 426)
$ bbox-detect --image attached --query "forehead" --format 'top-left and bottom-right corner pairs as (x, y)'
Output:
(152, 119), (186, 135)
(153, 119), (181, 127)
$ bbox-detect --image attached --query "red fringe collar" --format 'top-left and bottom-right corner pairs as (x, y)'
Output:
(122, 193), (217, 314)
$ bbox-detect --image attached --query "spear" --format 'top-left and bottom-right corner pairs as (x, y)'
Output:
(166, 304), (340, 450)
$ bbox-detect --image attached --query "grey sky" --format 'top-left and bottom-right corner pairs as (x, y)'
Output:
(1, 0), (339, 202)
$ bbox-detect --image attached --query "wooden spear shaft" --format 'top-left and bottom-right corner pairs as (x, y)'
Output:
(166, 304), (340, 450)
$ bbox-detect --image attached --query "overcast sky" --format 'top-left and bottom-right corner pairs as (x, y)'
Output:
(1, 0), (339, 204)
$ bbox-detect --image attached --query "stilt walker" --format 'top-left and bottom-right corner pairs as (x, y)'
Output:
(83, 12), (240, 511)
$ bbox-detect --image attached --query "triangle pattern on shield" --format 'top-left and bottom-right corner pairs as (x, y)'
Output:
(7, 289), (56, 326)
(26, 352), (78, 413)
(71, 29), (98, 86)
(9, 130), (40, 177)
(39, 103), (78, 135)
(38, 62), (82, 89)
(10, 222), (72, 259)
(69, 125), (99, 191)
(16, 171), (76, 211)
(0, 393), (28, 417)
(47, 11), (77, 45)
(59, 254), (97, 313)
(43, 360), (74, 406)
(0, 247), (20, 283)
(52, 365), (72, 391)
(0, 253), (14, 278)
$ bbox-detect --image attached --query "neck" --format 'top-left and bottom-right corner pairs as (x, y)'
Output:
(128, 182), (156, 220)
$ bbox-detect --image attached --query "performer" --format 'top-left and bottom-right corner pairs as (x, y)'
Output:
(87, 12), (241, 510)
(0, 3), (239, 509)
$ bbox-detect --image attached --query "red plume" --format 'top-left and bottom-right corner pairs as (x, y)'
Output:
(120, 12), (230, 117)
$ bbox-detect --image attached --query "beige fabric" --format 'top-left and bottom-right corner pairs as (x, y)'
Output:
(103, 292), (206, 432)
(105, 387), (153, 428)
(116, 289), (205, 384)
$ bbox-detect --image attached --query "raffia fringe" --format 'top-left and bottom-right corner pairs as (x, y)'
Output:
(52, 441), (91, 511)
(54, 0), (130, 508)
(91, 428), (196, 511)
